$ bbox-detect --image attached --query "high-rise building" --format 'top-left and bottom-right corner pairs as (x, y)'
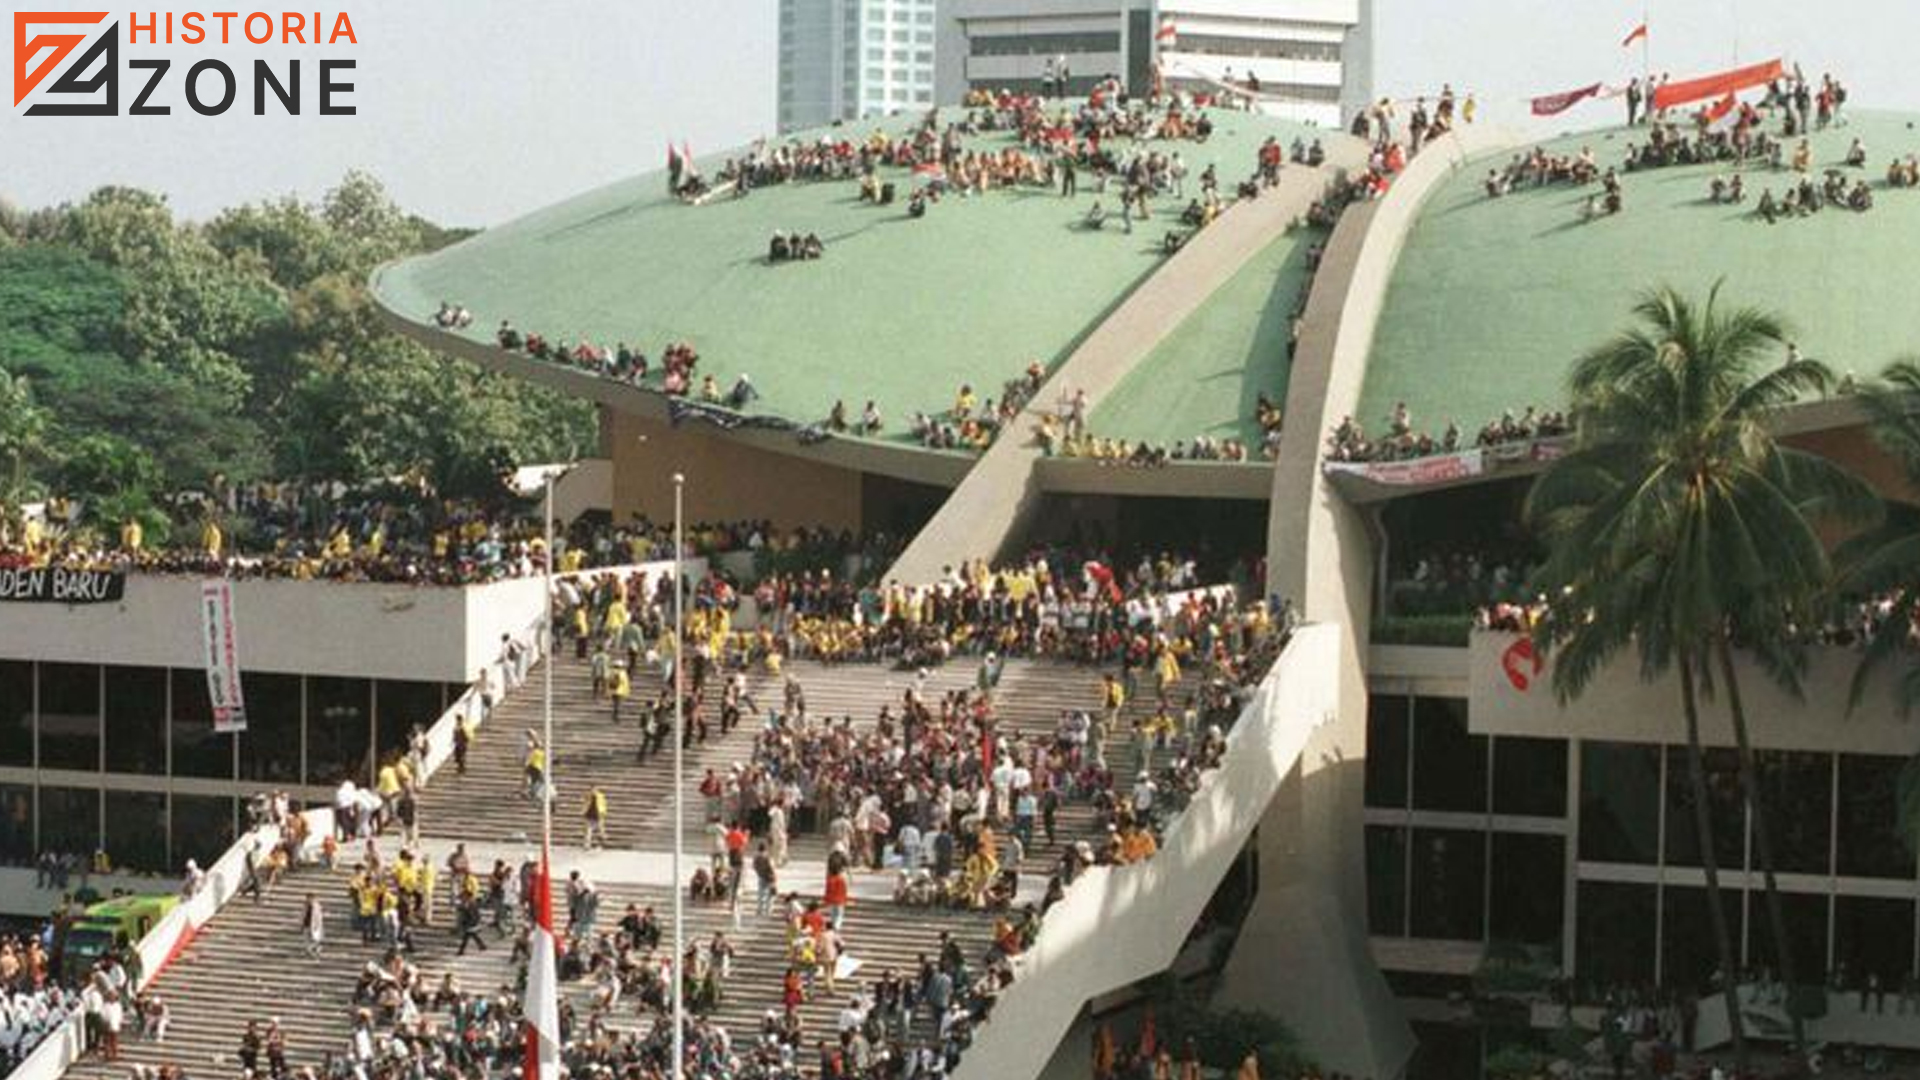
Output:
(933, 0), (1372, 129)
(778, 0), (941, 132)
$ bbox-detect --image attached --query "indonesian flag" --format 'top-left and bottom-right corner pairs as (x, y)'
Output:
(524, 853), (562, 1080)
(1154, 17), (1177, 45)
(667, 142), (680, 169)
(1703, 91), (1738, 129)
(1621, 22), (1648, 47)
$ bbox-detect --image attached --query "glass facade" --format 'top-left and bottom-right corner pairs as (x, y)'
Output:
(0, 660), (442, 871)
(1367, 691), (1920, 989)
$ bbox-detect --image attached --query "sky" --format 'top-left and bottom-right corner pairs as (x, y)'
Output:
(3, 1), (1920, 227)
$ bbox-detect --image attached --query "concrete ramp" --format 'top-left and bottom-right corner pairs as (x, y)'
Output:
(953, 624), (1344, 1080)
(886, 144), (1367, 585)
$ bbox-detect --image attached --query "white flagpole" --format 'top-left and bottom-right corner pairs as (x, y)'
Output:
(542, 473), (554, 859)
(671, 472), (686, 1080)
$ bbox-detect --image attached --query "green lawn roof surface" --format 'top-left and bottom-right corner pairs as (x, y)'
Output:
(1361, 109), (1920, 433)
(375, 107), (1324, 447)
(1092, 224), (1320, 446)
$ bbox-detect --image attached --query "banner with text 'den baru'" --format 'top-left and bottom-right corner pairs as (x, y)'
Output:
(199, 579), (248, 734)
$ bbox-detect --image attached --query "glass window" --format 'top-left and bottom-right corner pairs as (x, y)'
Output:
(1837, 755), (1913, 879)
(39, 786), (99, 859)
(1659, 885), (1739, 992)
(104, 666), (167, 774)
(171, 794), (236, 869)
(1578, 741), (1661, 863)
(1366, 825), (1407, 937)
(308, 677), (370, 786)
(0, 785), (32, 865)
(1744, 890), (1829, 982)
(1364, 694), (1409, 809)
(375, 680), (440, 764)
(38, 663), (99, 771)
(1409, 827), (1486, 940)
(1753, 751), (1831, 875)
(238, 672), (301, 783)
(1489, 833), (1564, 947)
(1411, 697), (1485, 813)
(1492, 736), (1567, 817)
(1834, 896), (1913, 987)
(0, 662), (31, 766)
(105, 790), (168, 874)
(1665, 746), (1744, 871)
(1575, 882), (1656, 986)
(170, 668), (232, 780)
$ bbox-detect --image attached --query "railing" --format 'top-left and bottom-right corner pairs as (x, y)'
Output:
(951, 623), (1339, 1080)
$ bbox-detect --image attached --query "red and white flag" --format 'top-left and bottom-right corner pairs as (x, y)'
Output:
(1703, 90), (1739, 129)
(1154, 17), (1177, 45)
(524, 854), (562, 1080)
(1621, 22), (1648, 47)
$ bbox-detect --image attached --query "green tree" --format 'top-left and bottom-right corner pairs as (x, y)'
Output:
(1527, 285), (1874, 1071)
(0, 371), (49, 502)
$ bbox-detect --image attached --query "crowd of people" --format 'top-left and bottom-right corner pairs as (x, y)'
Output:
(1324, 404), (1570, 464)
(0, 478), (903, 592)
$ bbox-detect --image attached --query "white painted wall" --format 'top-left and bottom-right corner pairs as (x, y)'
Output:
(0, 560), (698, 684)
(1467, 631), (1920, 756)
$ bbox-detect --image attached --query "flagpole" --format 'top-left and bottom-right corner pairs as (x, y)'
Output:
(542, 472), (554, 860)
(670, 471), (686, 1080)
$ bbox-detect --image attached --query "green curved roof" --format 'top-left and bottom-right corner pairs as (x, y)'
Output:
(374, 107), (1328, 448)
(1093, 224), (1320, 447)
(1362, 109), (1920, 433)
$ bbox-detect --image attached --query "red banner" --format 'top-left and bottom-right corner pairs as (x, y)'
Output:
(1652, 59), (1782, 112)
(1532, 82), (1602, 117)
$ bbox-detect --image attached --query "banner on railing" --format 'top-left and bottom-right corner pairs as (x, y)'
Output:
(199, 579), (248, 733)
(1324, 449), (1485, 486)
(0, 566), (126, 604)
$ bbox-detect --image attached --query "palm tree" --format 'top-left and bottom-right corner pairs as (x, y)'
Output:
(1526, 285), (1874, 1071)
(1839, 359), (1920, 715)
(1836, 361), (1920, 854)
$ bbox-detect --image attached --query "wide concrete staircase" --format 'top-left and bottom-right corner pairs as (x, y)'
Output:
(62, 652), (1198, 1079)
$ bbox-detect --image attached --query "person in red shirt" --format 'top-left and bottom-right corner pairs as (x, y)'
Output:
(823, 868), (850, 930)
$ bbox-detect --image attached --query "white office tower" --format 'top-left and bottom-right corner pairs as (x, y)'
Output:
(934, 0), (1372, 129)
(779, 0), (941, 132)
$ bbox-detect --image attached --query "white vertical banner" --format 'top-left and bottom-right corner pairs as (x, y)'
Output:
(200, 578), (248, 734)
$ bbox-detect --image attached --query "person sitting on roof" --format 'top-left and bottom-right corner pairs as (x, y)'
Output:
(496, 321), (522, 350)
(859, 401), (883, 436)
(1845, 137), (1868, 168)
(827, 400), (849, 433)
(727, 375), (759, 410)
(769, 231), (792, 261)
(1083, 200), (1107, 230)
(798, 233), (824, 259)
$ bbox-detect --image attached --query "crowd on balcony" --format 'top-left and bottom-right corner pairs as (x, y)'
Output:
(1325, 404), (1570, 464)
(0, 478), (901, 589)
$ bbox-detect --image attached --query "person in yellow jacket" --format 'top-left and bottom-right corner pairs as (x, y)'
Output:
(583, 785), (609, 849)
(119, 517), (143, 553)
(523, 732), (546, 801)
(201, 517), (223, 559)
(607, 664), (631, 723)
